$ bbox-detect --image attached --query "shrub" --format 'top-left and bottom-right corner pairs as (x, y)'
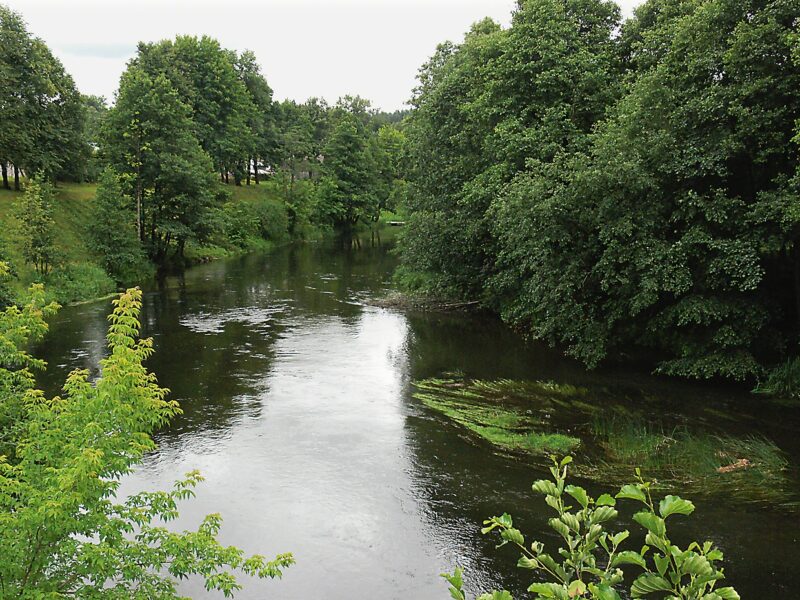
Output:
(0, 287), (293, 596)
(445, 457), (739, 600)
(45, 262), (116, 304)
(221, 195), (290, 250)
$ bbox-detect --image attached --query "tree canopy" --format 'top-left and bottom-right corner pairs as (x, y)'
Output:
(399, 0), (800, 381)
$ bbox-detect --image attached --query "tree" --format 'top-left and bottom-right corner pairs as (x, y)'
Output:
(400, 0), (621, 298)
(373, 124), (407, 213)
(0, 5), (87, 187)
(235, 50), (277, 185)
(79, 94), (109, 181)
(103, 67), (217, 262)
(131, 36), (256, 184)
(14, 176), (57, 276)
(317, 112), (379, 228)
(0, 286), (293, 596)
(88, 168), (149, 283)
(518, 0), (800, 379)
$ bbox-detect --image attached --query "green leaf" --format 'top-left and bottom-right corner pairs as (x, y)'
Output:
(611, 550), (646, 569)
(713, 587), (741, 600)
(501, 527), (525, 546)
(653, 553), (670, 576)
(528, 582), (569, 599)
(589, 505), (618, 525)
(534, 480), (560, 497)
(681, 554), (713, 577)
(589, 584), (623, 600)
(632, 511), (666, 537)
(565, 485), (589, 509)
(596, 494), (616, 507)
(617, 485), (647, 504)
(612, 530), (629, 546)
(658, 495), (695, 519)
(477, 591), (513, 600)
(549, 517), (571, 540)
(631, 573), (673, 597)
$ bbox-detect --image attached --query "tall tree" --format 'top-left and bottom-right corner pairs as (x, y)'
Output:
(131, 36), (256, 184)
(103, 67), (217, 262)
(235, 50), (277, 185)
(317, 111), (379, 228)
(0, 5), (86, 186)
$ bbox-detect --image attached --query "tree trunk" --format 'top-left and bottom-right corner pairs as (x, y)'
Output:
(224, 171), (229, 184)
(220, 171), (225, 183)
(794, 245), (800, 333)
(13, 165), (20, 191)
(246, 158), (251, 185)
(254, 157), (260, 185)
(1, 163), (8, 189)
(136, 179), (143, 241)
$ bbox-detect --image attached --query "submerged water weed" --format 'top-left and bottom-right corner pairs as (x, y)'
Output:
(592, 415), (790, 503)
(414, 378), (582, 456)
(415, 377), (793, 504)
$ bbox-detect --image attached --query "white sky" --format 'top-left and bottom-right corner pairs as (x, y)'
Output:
(8, 0), (642, 111)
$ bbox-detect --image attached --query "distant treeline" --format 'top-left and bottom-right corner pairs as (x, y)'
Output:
(398, 0), (800, 383)
(0, 3), (409, 297)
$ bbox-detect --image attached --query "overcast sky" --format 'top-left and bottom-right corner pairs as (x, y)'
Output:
(8, 0), (642, 111)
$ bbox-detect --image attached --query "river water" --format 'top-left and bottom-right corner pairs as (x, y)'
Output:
(35, 232), (800, 598)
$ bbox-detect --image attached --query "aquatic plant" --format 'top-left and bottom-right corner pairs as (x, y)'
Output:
(414, 378), (581, 456)
(444, 457), (740, 600)
(753, 357), (800, 402)
(414, 377), (793, 504)
(590, 415), (789, 503)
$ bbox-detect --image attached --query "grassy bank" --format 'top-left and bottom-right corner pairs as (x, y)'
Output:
(0, 182), (115, 304)
(0, 181), (292, 305)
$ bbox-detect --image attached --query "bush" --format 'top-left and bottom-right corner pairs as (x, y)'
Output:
(0, 287), (293, 595)
(46, 262), (116, 304)
(220, 195), (290, 250)
(445, 457), (739, 600)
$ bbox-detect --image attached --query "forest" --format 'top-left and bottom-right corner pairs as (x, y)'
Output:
(1, 0), (798, 598)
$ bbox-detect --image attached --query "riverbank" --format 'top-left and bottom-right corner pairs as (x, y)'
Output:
(0, 181), (297, 306)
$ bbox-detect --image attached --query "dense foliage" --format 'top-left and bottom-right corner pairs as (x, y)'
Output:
(0, 6), (87, 188)
(0, 284), (293, 597)
(400, 0), (800, 382)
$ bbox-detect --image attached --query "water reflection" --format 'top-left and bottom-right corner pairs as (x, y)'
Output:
(33, 232), (799, 599)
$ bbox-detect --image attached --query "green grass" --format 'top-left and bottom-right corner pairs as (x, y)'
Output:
(379, 209), (406, 223)
(591, 413), (790, 503)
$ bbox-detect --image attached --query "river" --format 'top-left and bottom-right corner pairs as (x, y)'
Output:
(35, 231), (800, 598)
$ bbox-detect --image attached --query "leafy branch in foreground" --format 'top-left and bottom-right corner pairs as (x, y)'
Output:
(444, 457), (739, 600)
(0, 285), (292, 597)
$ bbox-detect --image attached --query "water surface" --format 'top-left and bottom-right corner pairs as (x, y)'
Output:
(36, 233), (800, 598)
